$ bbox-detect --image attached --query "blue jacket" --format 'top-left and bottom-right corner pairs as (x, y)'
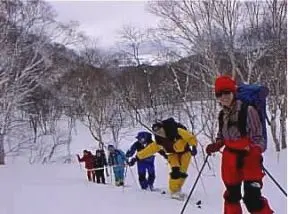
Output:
(108, 149), (126, 166)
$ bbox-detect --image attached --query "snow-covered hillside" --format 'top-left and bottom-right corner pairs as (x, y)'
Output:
(0, 132), (286, 214)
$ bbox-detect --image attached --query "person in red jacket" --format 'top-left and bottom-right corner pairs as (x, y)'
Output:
(206, 76), (273, 214)
(77, 150), (95, 182)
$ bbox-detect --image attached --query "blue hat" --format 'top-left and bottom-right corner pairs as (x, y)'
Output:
(136, 132), (152, 141)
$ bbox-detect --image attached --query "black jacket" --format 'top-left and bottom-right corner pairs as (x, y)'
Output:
(93, 150), (108, 168)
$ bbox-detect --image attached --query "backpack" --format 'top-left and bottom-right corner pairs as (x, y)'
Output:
(160, 117), (187, 141)
(218, 83), (269, 151)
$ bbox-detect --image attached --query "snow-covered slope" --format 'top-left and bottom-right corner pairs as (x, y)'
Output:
(0, 146), (286, 214)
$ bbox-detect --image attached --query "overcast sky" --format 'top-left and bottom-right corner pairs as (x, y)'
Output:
(48, 1), (160, 49)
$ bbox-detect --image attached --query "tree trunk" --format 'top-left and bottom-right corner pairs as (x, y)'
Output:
(280, 115), (287, 150)
(280, 95), (287, 149)
(65, 118), (73, 164)
(0, 134), (5, 165)
(270, 117), (281, 152)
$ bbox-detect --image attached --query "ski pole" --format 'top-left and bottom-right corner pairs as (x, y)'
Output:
(76, 155), (82, 171)
(78, 162), (82, 170)
(105, 166), (109, 177)
(128, 164), (139, 189)
(263, 166), (287, 197)
(180, 155), (209, 214)
(109, 166), (113, 184)
(122, 165), (129, 192)
(124, 164), (128, 179)
(87, 164), (125, 171)
(193, 156), (208, 196)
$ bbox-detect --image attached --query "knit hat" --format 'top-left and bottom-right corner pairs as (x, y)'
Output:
(214, 76), (236, 93)
(107, 145), (115, 150)
(136, 132), (152, 141)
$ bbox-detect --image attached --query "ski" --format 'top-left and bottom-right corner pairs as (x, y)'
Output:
(150, 187), (167, 194)
(153, 188), (202, 207)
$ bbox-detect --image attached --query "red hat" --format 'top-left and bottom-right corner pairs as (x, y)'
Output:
(214, 76), (236, 93)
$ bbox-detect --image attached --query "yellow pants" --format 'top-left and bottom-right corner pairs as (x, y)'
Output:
(168, 151), (192, 193)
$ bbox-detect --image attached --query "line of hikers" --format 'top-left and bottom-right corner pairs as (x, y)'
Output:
(77, 75), (273, 214)
(77, 145), (126, 186)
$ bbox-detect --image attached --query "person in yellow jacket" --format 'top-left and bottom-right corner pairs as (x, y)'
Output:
(128, 118), (198, 199)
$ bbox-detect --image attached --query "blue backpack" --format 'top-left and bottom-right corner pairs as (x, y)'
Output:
(219, 83), (270, 151)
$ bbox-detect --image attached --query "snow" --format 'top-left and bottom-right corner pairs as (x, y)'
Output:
(0, 123), (287, 214)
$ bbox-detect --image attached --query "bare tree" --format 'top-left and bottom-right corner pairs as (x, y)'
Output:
(262, 0), (287, 151)
(118, 25), (159, 121)
(106, 98), (126, 149)
(148, 1), (222, 81)
(82, 89), (110, 147)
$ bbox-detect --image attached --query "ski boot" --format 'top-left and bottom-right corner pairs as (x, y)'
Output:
(170, 191), (186, 201)
(118, 179), (124, 186)
(148, 185), (155, 191)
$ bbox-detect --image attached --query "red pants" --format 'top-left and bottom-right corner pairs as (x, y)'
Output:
(222, 145), (264, 184)
(86, 170), (96, 182)
(221, 145), (273, 214)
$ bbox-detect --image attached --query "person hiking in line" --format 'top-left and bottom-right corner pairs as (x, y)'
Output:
(77, 150), (95, 182)
(107, 145), (127, 186)
(93, 149), (108, 184)
(126, 131), (167, 191)
(205, 75), (273, 214)
(129, 118), (198, 200)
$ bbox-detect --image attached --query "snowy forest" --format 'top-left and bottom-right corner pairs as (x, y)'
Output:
(0, 0), (286, 165)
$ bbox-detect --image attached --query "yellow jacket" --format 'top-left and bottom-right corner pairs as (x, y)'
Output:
(136, 128), (197, 160)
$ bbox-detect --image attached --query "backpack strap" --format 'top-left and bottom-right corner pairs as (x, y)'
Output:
(238, 102), (249, 137)
(218, 104), (249, 137)
(218, 110), (224, 134)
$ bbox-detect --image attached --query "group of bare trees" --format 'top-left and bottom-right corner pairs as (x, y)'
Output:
(0, 0), (286, 164)
(0, 0), (85, 164)
(111, 0), (286, 152)
(144, 0), (287, 151)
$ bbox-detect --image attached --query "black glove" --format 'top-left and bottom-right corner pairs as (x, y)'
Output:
(128, 157), (138, 166)
(206, 141), (223, 155)
(163, 153), (168, 160)
(158, 150), (168, 160)
(191, 146), (197, 156)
